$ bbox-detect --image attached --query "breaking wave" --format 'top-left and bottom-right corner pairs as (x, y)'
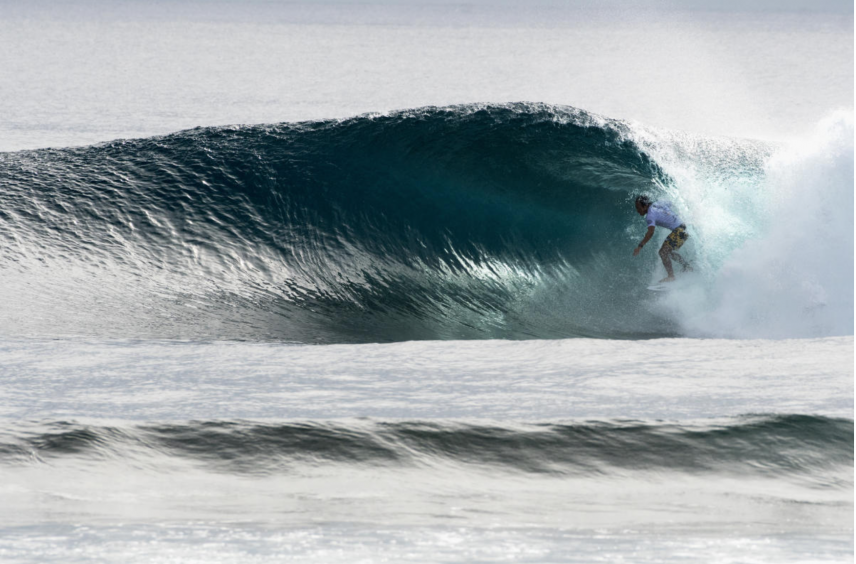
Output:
(0, 103), (850, 342)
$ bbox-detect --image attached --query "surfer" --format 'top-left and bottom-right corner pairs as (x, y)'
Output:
(632, 195), (692, 283)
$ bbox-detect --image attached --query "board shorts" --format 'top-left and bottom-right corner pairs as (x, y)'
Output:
(665, 224), (689, 250)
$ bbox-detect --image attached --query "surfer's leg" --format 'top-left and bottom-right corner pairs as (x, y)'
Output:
(664, 226), (691, 274)
(658, 243), (675, 281)
(672, 251), (693, 271)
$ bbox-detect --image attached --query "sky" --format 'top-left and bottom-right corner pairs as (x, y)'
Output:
(0, 0), (851, 148)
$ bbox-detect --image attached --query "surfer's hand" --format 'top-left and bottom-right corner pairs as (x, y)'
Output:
(633, 246), (641, 256)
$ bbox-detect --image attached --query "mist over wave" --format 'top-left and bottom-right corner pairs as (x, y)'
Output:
(0, 103), (851, 342)
(630, 112), (855, 338)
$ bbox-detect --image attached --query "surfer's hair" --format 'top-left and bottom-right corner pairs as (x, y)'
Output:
(635, 195), (651, 208)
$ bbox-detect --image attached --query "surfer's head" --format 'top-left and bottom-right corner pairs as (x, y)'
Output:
(635, 195), (651, 216)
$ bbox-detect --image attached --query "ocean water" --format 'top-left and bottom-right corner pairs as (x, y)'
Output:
(0, 1), (853, 562)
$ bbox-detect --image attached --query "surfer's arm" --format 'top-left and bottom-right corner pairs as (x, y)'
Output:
(633, 226), (656, 256)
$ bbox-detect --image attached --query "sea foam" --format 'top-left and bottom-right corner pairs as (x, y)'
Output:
(660, 113), (854, 338)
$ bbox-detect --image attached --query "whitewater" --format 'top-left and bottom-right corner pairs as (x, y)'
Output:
(0, 1), (852, 563)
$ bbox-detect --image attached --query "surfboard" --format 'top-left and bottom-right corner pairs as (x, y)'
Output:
(647, 283), (673, 292)
(648, 272), (697, 292)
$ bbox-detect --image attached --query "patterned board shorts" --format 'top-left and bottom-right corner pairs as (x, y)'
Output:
(665, 224), (689, 250)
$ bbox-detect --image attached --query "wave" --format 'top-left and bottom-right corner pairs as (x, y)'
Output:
(0, 103), (850, 342)
(1, 415), (851, 482)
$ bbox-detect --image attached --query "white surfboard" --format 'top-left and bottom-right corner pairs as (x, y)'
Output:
(647, 283), (673, 292)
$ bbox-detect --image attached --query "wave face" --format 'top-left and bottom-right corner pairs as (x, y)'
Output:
(0, 103), (850, 342)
